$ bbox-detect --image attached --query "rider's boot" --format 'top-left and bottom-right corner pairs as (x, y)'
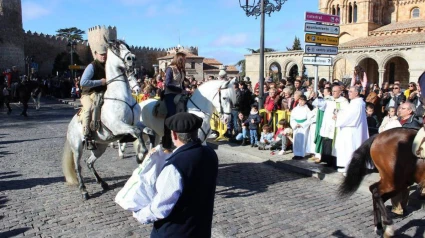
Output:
(83, 126), (97, 150)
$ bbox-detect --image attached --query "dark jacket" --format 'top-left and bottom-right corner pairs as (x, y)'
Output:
(152, 140), (218, 238)
(385, 93), (406, 111)
(408, 94), (425, 122)
(81, 60), (107, 95)
(244, 112), (262, 130)
(232, 88), (242, 110)
(400, 115), (422, 130)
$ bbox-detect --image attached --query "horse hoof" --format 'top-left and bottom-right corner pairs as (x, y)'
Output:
(136, 157), (143, 164)
(374, 227), (383, 236)
(101, 182), (110, 191)
(82, 193), (90, 200)
(384, 225), (394, 238)
(119, 155), (124, 160)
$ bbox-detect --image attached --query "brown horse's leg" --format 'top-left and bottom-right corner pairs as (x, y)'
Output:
(370, 183), (383, 234)
(371, 181), (398, 237)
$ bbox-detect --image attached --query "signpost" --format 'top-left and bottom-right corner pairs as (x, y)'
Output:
(305, 23), (340, 35)
(303, 11), (340, 92)
(304, 45), (338, 55)
(303, 56), (332, 66)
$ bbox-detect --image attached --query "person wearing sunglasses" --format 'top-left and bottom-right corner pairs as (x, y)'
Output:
(384, 84), (406, 113)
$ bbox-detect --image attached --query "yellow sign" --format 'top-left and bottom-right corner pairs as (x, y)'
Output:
(305, 33), (339, 46)
(68, 65), (86, 70)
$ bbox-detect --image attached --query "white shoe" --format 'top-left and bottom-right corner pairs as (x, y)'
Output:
(278, 150), (285, 155)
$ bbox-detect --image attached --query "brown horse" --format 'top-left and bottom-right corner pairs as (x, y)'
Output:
(338, 127), (425, 237)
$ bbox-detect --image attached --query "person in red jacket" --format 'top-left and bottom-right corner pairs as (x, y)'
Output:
(264, 88), (280, 124)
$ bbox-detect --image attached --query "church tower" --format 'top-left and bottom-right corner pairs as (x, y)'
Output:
(0, 0), (25, 71)
(319, 0), (390, 44)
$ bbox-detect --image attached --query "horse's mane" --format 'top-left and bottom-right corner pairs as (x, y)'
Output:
(195, 80), (236, 105)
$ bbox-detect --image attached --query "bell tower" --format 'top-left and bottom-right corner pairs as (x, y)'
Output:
(319, 0), (389, 44)
(0, 0), (25, 71)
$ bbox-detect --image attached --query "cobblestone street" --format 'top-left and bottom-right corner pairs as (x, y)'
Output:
(1, 100), (425, 238)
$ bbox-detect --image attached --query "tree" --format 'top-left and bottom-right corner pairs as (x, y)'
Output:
(246, 48), (277, 53)
(286, 36), (303, 51)
(236, 59), (246, 78)
(56, 27), (85, 40)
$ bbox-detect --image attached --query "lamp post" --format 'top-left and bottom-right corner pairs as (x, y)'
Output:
(67, 40), (77, 79)
(239, 0), (287, 109)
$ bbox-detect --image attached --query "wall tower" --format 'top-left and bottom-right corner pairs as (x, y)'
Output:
(0, 0), (25, 72)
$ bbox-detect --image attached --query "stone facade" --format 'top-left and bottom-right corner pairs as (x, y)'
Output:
(245, 0), (425, 88)
(0, 0), (167, 77)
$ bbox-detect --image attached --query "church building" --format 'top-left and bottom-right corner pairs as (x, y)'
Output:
(245, 0), (425, 87)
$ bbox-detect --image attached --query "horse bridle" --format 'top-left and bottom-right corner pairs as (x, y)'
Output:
(214, 87), (232, 116)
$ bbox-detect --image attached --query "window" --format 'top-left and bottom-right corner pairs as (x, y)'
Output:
(348, 3), (353, 23)
(337, 4), (340, 16)
(412, 8), (420, 18)
(191, 62), (195, 69)
(389, 63), (395, 84)
(353, 2), (358, 23)
(332, 5), (336, 15)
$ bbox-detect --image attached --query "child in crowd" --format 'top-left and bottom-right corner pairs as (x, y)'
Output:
(378, 106), (401, 132)
(244, 105), (262, 147)
(366, 103), (380, 136)
(270, 119), (293, 155)
(258, 124), (274, 150)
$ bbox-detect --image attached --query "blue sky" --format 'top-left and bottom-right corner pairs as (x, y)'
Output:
(22, 0), (318, 65)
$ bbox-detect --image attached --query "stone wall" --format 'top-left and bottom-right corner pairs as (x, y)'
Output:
(0, 0), (24, 72)
(131, 46), (167, 73)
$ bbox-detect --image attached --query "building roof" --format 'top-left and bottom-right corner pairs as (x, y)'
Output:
(157, 52), (204, 60)
(203, 65), (239, 73)
(203, 58), (222, 65)
(372, 19), (425, 33)
(339, 32), (425, 49)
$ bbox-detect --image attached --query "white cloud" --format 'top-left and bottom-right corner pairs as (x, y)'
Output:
(211, 33), (249, 47)
(22, 1), (50, 21)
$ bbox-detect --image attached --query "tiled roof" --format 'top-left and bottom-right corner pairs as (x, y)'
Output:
(339, 32), (425, 49)
(203, 65), (239, 73)
(157, 52), (204, 60)
(372, 19), (425, 32)
(203, 58), (222, 65)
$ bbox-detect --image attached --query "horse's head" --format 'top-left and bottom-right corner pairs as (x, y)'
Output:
(214, 78), (237, 124)
(127, 73), (141, 95)
(105, 39), (136, 73)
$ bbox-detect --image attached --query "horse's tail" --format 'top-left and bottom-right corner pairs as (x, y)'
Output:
(338, 134), (378, 198)
(62, 139), (78, 185)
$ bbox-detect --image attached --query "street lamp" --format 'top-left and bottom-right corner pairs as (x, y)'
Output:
(67, 40), (77, 79)
(24, 55), (34, 78)
(239, 0), (288, 109)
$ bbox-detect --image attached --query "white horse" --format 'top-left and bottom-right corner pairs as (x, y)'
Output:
(62, 40), (147, 200)
(123, 79), (236, 154)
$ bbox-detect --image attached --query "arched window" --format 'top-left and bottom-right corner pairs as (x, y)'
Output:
(332, 5), (336, 15)
(348, 3), (353, 23)
(412, 8), (420, 18)
(389, 63), (395, 84)
(337, 4), (340, 16)
(353, 2), (358, 23)
(191, 62), (195, 69)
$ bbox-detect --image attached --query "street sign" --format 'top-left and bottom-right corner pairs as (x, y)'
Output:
(305, 12), (340, 25)
(68, 65), (86, 70)
(305, 23), (340, 35)
(305, 33), (339, 46)
(304, 45), (338, 55)
(303, 56), (332, 66)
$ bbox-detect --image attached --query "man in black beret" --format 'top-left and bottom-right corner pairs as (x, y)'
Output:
(133, 112), (219, 238)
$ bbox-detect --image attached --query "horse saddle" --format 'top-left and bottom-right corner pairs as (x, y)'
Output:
(152, 94), (189, 118)
(412, 127), (425, 158)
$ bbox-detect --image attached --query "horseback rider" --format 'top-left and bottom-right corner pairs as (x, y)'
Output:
(163, 51), (187, 151)
(80, 44), (108, 150)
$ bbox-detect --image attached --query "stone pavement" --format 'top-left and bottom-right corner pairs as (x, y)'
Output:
(1, 98), (425, 237)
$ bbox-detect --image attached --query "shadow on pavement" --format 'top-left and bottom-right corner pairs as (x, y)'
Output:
(0, 176), (64, 192)
(396, 219), (425, 237)
(0, 196), (9, 209)
(0, 150), (13, 158)
(0, 227), (31, 237)
(331, 230), (355, 237)
(0, 137), (62, 145)
(216, 162), (303, 198)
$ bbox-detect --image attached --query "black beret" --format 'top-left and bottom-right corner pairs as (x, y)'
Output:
(165, 112), (203, 133)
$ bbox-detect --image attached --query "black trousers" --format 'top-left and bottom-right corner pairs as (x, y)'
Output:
(321, 138), (336, 168)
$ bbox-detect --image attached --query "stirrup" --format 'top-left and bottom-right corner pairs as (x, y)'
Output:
(84, 138), (97, 150)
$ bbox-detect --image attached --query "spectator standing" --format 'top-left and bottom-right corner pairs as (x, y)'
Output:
(384, 84), (406, 112)
(244, 105), (262, 147)
(264, 87), (280, 125)
(366, 103), (380, 136)
(294, 79), (305, 94)
(280, 88), (293, 111)
(334, 86), (369, 173)
(290, 91), (302, 111)
(239, 81), (252, 117)
(231, 82), (242, 135)
(351, 65), (368, 90)
(290, 95), (312, 159)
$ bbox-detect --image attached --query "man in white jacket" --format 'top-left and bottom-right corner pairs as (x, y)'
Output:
(334, 86), (369, 173)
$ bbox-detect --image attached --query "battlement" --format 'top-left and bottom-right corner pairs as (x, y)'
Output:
(24, 30), (88, 45)
(166, 45), (198, 55)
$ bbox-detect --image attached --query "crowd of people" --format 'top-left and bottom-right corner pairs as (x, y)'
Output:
(224, 65), (424, 176)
